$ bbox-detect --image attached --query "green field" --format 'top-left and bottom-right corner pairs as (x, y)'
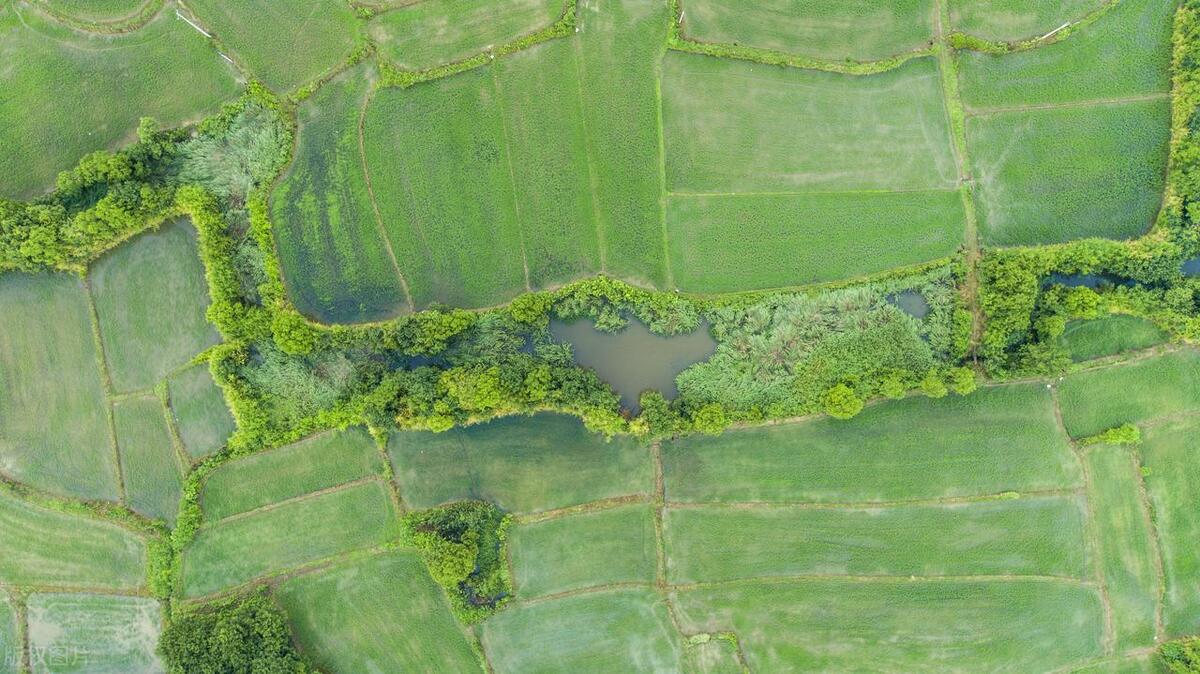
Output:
(1085, 445), (1159, 650)
(113, 396), (182, 524)
(949, 0), (1107, 41)
(664, 384), (1080, 503)
(0, 272), (117, 501)
(679, 0), (935, 61)
(665, 496), (1089, 582)
(89, 220), (218, 393)
(26, 593), (162, 674)
(271, 63), (408, 324)
(666, 190), (964, 292)
(672, 578), (1104, 672)
(37, 0), (155, 24)
(166, 364), (235, 459)
(201, 426), (383, 521)
(1057, 350), (1200, 438)
(370, 0), (564, 70)
(0, 3), (238, 198)
(0, 490), (145, 589)
(1141, 417), (1200, 638)
(482, 589), (685, 673)
(181, 480), (398, 597)
(278, 551), (481, 673)
(510, 505), (657, 598)
(966, 99), (1170, 245)
(183, 0), (360, 93)
(663, 54), (957, 193)
(1068, 654), (1162, 674)
(958, 0), (1175, 109)
(0, 595), (16, 674)
(1061, 315), (1168, 362)
(389, 414), (652, 514)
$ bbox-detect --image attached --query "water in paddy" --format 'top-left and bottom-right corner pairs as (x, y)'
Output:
(550, 318), (717, 412)
(886, 290), (930, 319)
(1183, 258), (1200, 276)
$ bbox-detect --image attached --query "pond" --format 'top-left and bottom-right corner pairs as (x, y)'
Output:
(550, 318), (717, 412)
(1042, 273), (1135, 289)
(886, 290), (930, 319)
(1183, 257), (1200, 276)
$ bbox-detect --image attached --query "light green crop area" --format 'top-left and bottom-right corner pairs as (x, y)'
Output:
(1057, 350), (1200, 438)
(1060, 315), (1167, 362)
(27, 593), (163, 674)
(1141, 416), (1200, 638)
(948, 0), (1107, 41)
(37, 0), (155, 23)
(167, 364), (235, 459)
(114, 396), (182, 524)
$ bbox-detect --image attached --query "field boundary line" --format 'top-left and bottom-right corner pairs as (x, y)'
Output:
(516, 581), (657, 608)
(1047, 647), (1159, 674)
(0, 469), (159, 542)
(155, 382), (195, 476)
(513, 494), (653, 524)
(1129, 444), (1168, 643)
(667, 186), (961, 198)
(82, 277), (128, 506)
(372, 434), (409, 515)
(669, 573), (1093, 592)
(1131, 405), (1200, 431)
(200, 475), (386, 528)
(488, 62), (533, 292)
(965, 92), (1171, 118)
(14, 590), (29, 674)
(174, 0), (254, 82)
(28, 0), (164, 35)
(570, 36), (608, 274)
(653, 34), (676, 289)
(664, 488), (1084, 512)
(0, 582), (148, 598)
(357, 82), (416, 313)
(651, 442), (669, 589)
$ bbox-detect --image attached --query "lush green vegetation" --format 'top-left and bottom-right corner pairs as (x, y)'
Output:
(159, 591), (313, 674)
(114, 396), (183, 524)
(27, 593), (163, 673)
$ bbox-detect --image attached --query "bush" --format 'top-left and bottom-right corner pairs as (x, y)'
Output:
(920, 369), (948, 398)
(822, 384), (864, 420)
(1162, 636), (1200, 673)
(946, 366), (978, 396)
(1079, 423), (1142, 447)
(158, 591), (313, 674)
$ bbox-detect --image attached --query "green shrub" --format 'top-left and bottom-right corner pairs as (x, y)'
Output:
(158, 590), (314, 674)
(1161, 636), (1200, 673)
(1079, 423), (1142, 447)
(822, 384), (864, 420)
(920, 369), (949, 398)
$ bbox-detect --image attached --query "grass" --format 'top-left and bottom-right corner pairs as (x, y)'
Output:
(183, 0), (360, 93)
(510, 505), (657, 598)
(481, 588), (685, 672)
(1085, 444), (1158, 651)
(1061, 315), (1168, 362)
(388, 413), (652, 514)
(0, 3), (238, 198)
(369, 0), (564, 71)
(1140, 416), (1200, 638)
(0, 595), (16, 674)
(1068, 654), (1161, 674)
(679, 0), (935, 62)
(89, 220), (220, 393)
(958, 0), (1175, 108)
(167, 364), (235, 459)
(691, 637), (743, 674)
(278, 550), (481, 673)
(662, 54), (957, 193)
(181, 480), (399, 597)
(363, 66), (527, 308)
(26, 593), (162, 674)
(665, 496), (1089, 583)
(37, 0), (155, 24)
(948, 0), (1108, 41)
(671, 578), (1104, 672)
(966, 99), (1170, 245)
(663, 384), (1080, 503)
(1057, 350), (1200, 438)
(271, 63), (408, 324)
(0, 490), (145, 590)
(200, 426), (383, 521)
(666, 190), (964, 292)
(0, 272), (118, 501)
(113, 396), (182, 524)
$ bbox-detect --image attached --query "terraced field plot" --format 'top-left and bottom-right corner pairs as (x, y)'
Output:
(166, 364), (235, 459)
(113, 396), (183, 524)
(948, 0), (1109, 41)
(26, 594), (163, 674)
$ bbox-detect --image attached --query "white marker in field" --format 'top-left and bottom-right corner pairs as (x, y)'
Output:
(175, 10), (211, 38)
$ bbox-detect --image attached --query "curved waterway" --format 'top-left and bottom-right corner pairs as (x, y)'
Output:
(550, 319), (717, 412)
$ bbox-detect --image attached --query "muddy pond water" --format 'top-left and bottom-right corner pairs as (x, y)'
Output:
(549, 319), (717, 412)
(886, 290), (930, 319)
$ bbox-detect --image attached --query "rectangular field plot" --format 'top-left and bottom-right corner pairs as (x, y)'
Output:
(167, 364), (234, 459)
(666, 190), (963, 292)
(27, 594), (162, 674)
(958, 0), (1175, 109)
(679, 0), (935, 61)
(181, 480), (399, 597)
(1057, 351), (1200, 438)
(671, 578), (1104, 672)
(89, 220), (219, 393)
(0, 272), (117, 501)
(0, 596), (16, 674)
(278, 551), (481, 673)
(665, 496), (1089, 583)
(114, 397), (182, 524)
(389, 414), (652, 514)
(0, 5), (238, 198)
(0, 491), (145, 590)
(662, 53), (957, 193)
(1085, 445), (1159, 651)
(184, 0), (360, 92)
(949, 0), (1107, 42)
(271, 63), (409, 324)
(1061, 315), (1167, 362)
(363, 68), (528, 308)
(664, 384), (1080, 503)
(1068, 654), (1162, 674)
(1141, 417), (1200, 638)
(201, 427), (383, 521)
(481, 589), (685, 673)
(510, 505), (657, 598)
(967, 99), (1170, 245)
(369, 0), (564, 70)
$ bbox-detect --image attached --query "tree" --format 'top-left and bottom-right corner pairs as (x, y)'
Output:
(920, 369), (948, 398)
(158, 591), (313, 674)
(945, 366), (977, 396)
(822, 383), (863, 419)
(271, 309), (317, 355)
(691, 403), (730, 435)
(878, 371), (907, 400)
